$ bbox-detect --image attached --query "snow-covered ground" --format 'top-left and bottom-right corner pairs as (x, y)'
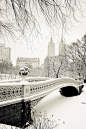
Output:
(0, 84), (86, 129)
(34, 84), (86, 129)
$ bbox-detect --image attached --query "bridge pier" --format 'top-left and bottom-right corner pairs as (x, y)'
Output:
(0, 100), (32, 128)
(78, 85), (84, 95)
(0, 97), (43, 128)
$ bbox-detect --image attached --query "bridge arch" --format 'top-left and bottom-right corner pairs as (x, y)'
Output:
(59, 84), (84, 97)
(59, 86), (79, 97)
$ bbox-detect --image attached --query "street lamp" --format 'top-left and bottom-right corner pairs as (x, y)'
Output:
(19, 66), (30, 80)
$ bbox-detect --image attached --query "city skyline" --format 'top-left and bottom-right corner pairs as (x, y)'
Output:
(0, 36), (64, 66)
(0, 15), (86, 66)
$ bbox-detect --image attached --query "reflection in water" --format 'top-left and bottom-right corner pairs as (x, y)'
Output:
(34, 86), (86, 129)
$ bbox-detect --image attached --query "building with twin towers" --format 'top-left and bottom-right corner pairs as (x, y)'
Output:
(44, 37), (66, 77)
(48, 37), (65, 57)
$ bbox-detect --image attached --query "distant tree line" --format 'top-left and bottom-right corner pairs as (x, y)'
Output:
(0, 60), (12, 74)
(0, 60), (19, 75)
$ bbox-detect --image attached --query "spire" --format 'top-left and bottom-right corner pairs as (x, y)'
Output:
(61, 37), (63, 43)
(50, 36), (53, 42)
(59, 37), (65, 55)
(48, 37), (55, 57)
(49, 37), (54, 45)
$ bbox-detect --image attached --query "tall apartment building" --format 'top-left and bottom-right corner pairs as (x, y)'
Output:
(16, 57), (40, 68)
(59, 38), (65, 55)
(44, 37), (67, 77)
(0, 44), (11, 61)
(48, 37), (55, 57)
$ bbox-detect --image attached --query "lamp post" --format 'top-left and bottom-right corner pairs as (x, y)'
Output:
(19, 66), (30, 80)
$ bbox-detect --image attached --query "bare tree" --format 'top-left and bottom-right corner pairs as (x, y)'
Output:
(53, 60), (63, 78)
(0, 0), (85, 38)
(44, 55), (68, 78)
(44, 57), (51, 77)
(66, 36), (86, 79)
(0, 60), (12, 74)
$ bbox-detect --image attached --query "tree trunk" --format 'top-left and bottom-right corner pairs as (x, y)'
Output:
(56, 73), (58, 78)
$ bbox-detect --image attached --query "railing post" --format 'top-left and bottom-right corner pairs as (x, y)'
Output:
(22, 85), (25, 98)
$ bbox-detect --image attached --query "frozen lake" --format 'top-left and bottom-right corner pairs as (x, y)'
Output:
(34, 85), (86, 129)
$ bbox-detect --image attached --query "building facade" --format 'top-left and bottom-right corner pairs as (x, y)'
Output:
(0, 44), (11, 61)
(16, 57), (40, 68)
(48, 37), (55, 57)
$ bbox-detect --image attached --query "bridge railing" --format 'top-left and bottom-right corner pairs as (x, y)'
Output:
(0, 83), (23, 103)
(0, 77), (83, 103)
(0, 77), (50, 103)
(23, 77), (83, 98)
